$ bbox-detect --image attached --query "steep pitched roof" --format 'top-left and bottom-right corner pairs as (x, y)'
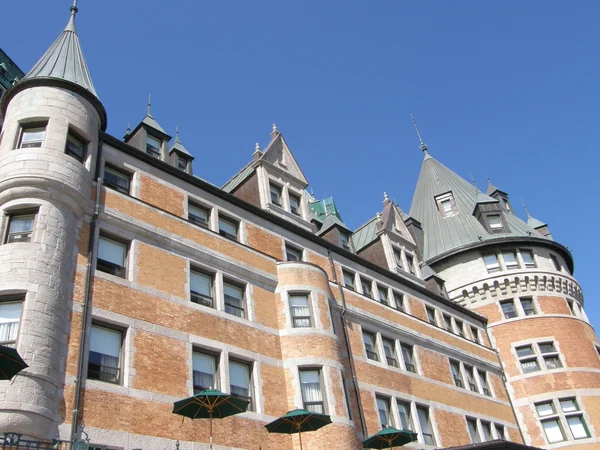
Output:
(170, 130), (193, 158)
(142, 114), (168, 136)
(316, 213), (351, 236)
(24, 6), (97, 97)
(351, 216), (379, 252)
(222, 160), (256, 192)
(261, 131), (309, 186)
(309, 197), (343, 224)
(410, 153), (543, 262)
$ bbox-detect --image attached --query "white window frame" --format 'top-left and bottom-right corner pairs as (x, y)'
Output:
(515, 340), (564, 374)
(535, 397), (591, 443)
(0, 298), (23, 346)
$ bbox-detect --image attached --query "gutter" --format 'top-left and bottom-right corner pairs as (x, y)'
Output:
(70, 153), (104, 440)
(327, 249), (367, 437)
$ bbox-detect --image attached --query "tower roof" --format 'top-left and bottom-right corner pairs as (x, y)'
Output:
(170, 127), (193, 158)
(25, 2), (97, 97)
(409, 152), (542, 262)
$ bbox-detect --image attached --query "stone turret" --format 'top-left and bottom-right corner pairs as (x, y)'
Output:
(0, 2), (104, 439)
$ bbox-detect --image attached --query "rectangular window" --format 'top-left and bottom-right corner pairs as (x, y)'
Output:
(470, 326), (481, 344)
(188, 203), (210, 228)
(19, 125), (46, 148)
(377, 285), (389, 305)
(397, 401), (414, 431)
(443, 314), (453, 331)
(363, 331), (378, 361)
(285, 244), (302, 262)
(454, 319), (465, 337)
(501, 300), (517, 319)
(382, 338), (398, 367)
(223, 281), (245, 319)
(464, 365), (478, 392)
(229, 360), (252, 410)
(361, 278), (372, 298)
(190, 269), (213, 307)
(417, 405), (435, 445)
(494, 424), (505, 439)
(401, 344), (416, 373)
(521, 250), (536, 268)
(178, 157), (187, 171)
(289, 194), (301, 216)
(5, 212), (35, 243)
(502, 251), (519, 270)
(342, 270), (355, 290)
(299, 369), (325, 414)
(0, 300), (22, 346)
(467, 418), (481, 443)
(393, 248), (403, 269)
(436, 192), (457, 217)
(218, 216), (238, 241)
(193, 351), (217, 393)
(550, 254), (562, 271)
(376, 396), (392, 428)
(560, 399), (590, 440)
(450, 360), (464, 388)
(289, 294), (311, 328)
(65, 132), (86, 162)
(488, 214), (504, 232)
(339, 233), (350, 251)
(520, 298), (536, 316)
(441, 199), (453, 214)
(481, 420), (492, 441)
(477, 369), (491, 396)
(269, 184), (282, 206)
(146, 135), (161, 158)
(405, 254), (416, 275)
(483, 254), (501, 273)
(540, 342), (562, 369)
(426, 307), (437, 325)
(516, 345), (540, 373)
(88, 324), (122, 384)
(567, 300), (577, 316)
(393, 292), (405, 312)
(97, 235), (127, 278)
(103, 165), (131, 195)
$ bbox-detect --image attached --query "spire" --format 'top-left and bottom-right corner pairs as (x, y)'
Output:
(169, 126), (192, 157)
(486, 173), (502, 195)
(410, 114), (429, 158)
(25, 0), (97, 96)
(147, 93), (152, 117)
(140, 95), (168, 136)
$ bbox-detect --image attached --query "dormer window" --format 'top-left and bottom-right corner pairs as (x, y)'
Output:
(435, 192), (458, 218)
(178, 157), (187, 171)
(393, 248), (403, 269)
(488, 215), (504, 232)
(340, 233), (351, 251)
(289, 194), (301, 216)
(146, 135), (161, 158)
(270, 184), (282, 206)
(405, 254), (416, 276)
(501, 197), (511, 212)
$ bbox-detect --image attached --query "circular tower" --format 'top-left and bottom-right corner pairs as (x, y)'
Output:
(410, 149), (600, 448)
(0, 4), (106, 439)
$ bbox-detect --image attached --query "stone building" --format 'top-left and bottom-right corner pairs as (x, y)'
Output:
(0, 4), (597, 450)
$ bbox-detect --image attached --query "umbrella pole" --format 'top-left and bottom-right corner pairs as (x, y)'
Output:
(209, 409), (213, 450)
(298, 429), (303, 450)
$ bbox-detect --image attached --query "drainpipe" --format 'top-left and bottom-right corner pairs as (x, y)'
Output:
(70, 160), (104, 440)
(485, 326), (527, 445)
(327, 250), (367, 437)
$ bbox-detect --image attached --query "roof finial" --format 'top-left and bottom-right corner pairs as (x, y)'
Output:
(521, 198), (532, 218)
(126, 123), (131, 135)
(65, 0), (78, 32)
(273, 123), (278, 132)
(254, 142), (260, 154)
(383, 192), (389, 203)
(71, 0), (78, 15)
(147, 94), (152, 117)
(175, 125), (180, 142)
(486, 173), (492, 186)
(410, 114), (428, 155)
(469, 171), (478, 191)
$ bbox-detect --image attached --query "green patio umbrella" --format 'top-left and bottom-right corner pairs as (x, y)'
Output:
(0, 345), (28, 380)
(265, 408), (332, 450)
(172, 389), (250, 450)
(362, 427), (418, 449)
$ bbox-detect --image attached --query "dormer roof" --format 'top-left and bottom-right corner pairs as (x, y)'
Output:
(316, 213), (351, 237)
(170, 129), (193, 158)
(261, 128), (309, 186)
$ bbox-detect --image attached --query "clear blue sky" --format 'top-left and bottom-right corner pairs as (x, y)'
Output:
(3, 1), (599, 327)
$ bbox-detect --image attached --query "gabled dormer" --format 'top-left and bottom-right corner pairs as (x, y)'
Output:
(124, 97), (171, 161)
(169, 127), (194, 175)
(486, 177), (514, 213)
(315, 210), (353, 251)
(222, 124), (311, 230)
(472, 190), (507, 234)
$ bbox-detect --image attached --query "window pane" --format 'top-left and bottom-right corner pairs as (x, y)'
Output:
(450, 361), (462, 386)
(544, 356), (562, 369)
(521, 250), (535, 267)
(501, 301), (517, 319)
(441, 199), (452, 213)
(521, 359), (540, 373)
(290, 294), (310, 327)
(219, 218), (237, 236)
(229, 361), (250, 398)
(191, 271), (212, 297)
(0, 302), (22, 343)
(567, 415), (589, 439)
(21, 128), (46, 148)
(224, 282), (244, 317)
(539, 342), (556, 354)
(286, 246), (302, 261)
(401, 345), (414, 372)
(393, 249), (402, 267)
(378, 286), (388, 304)
(550, 255), (561, 271)
(270, 185), (281, 205)
(363, 332), (378, 361)
(483, 254), (500, 271)
(300, 370), (323, 413)
(467, 419), (480, 443)
(536, 402), (555, 417)
(542, 419), (565, 443)
(521, 299), (535, 315)
(343, 271), (354, 289)
(189, 204), (208, 224)
(397, 401), (413, 431)
(9, 214), (34, 234)
(104, 166), (130, 193)
(382, 339), (397, 367)
(89, 325), (121, 383)
(376, 397), (391, 428)
(516, 345), (534, 358)
(393, 293), (404, 311)
(560, 398), (579, 413)
(417, 406), (435, 445)
(289, 195), (300, 214)
(495, 424), (505, 439)
(502, 252), (518, 268)
(90, 326), (121, 357)
(361, 279), (372, 297)
(488, 215), (503, 229)
(443, 315), (452, 331)
(66, 135), (85, 160)
(481, 421), (492, 441)
(193, 352), (216, 391)
(426, 307), (436, 324)
(98, 237), (126, 266)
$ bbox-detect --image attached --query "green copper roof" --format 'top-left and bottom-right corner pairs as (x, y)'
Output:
(0, 49), (24, 90)
(222, 160), (256, 192)
(410, 153), (543, 262)
(350, 216), (378, 252)
(24, 6), (97, 96)
(309, 197), (343, 224)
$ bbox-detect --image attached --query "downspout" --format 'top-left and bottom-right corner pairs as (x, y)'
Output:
(485, 326), (527, 445)
(327, 249), (367, 436)
(70, 156), (104, 441)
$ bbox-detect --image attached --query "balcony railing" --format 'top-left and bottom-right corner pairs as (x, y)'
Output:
(1, 433), (94, 450)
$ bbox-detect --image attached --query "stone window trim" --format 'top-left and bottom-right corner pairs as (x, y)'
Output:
(373, 394), (438, 446)
(96, 232), (130, 279)
(88, 321), (126, 385)
(465, 416), (507, 443)
(103, 163), (132, 196)
(15, 119), (48, 150)
(286, 291), (314, 329)
(449, 359), (494, 397)
(3, 207), (39, 244)
(284, 242), (303, 262)
(534, 397), (592, 443)
(0, 295), (24, 347)
(65, 125), (89, 163)
(298, 366), (328, 415)
(514, 339), (565, 375)
(192, 347), (221, 393)
(435, 191), (458, 218)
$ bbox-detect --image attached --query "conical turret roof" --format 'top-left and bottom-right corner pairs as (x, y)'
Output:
(25, 4), (97, 96)
(170, 128), (193, 158)
(410, 153), (542, 262)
